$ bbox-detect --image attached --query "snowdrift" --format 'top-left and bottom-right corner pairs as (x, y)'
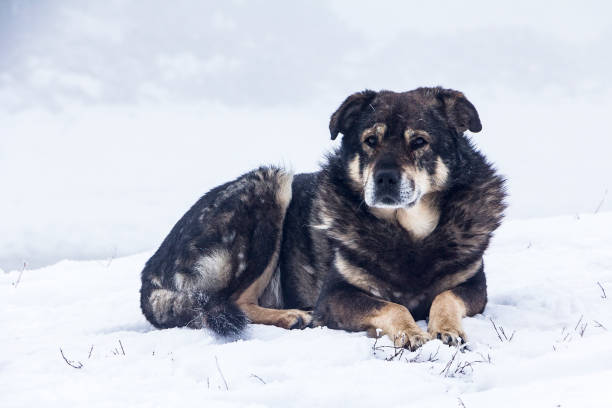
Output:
(1, 213), (611, 407)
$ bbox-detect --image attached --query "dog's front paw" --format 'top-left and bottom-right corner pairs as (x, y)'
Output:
(428, 326), (466, 347)
(391, 328), (432, 351)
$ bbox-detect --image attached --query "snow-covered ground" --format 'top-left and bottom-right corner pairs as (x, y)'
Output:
(2, 213), (611, 407)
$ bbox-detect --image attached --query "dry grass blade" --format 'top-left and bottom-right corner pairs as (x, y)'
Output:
(59, 348), (83, 369)
(440, 344), (462, 377)
(574, 315), (584, 331)
(597, 282), (607, 299)
(215, 356), (229, 391)
(489, 317), (514, 342)
(12, 262), (27, 288)
(594, 189), (608, 214)
(250, 373), (266, 384)
(593, 320), (607, 330)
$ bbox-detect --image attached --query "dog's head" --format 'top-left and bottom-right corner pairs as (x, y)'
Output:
(329, 87), (481, 209)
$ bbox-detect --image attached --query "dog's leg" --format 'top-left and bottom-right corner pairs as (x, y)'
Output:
(428, 263), (487, 346)
(232, 225), (312, 330)
(315, 284), (431, 351)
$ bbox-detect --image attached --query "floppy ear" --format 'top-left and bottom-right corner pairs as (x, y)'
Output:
(438, 89), (482, 134)
(329, 90), (377, 140)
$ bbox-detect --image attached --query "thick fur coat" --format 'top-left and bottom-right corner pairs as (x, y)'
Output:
(140, 87), (506, 349)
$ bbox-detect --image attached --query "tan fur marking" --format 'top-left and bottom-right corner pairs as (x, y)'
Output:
(334, 253), (389, 298)
(275, 171), (294, 210)
(191, 249), (233, 291)
(404, 128), (431, 144)
(311, 210), (335, 230)
(428, 290), (467, 344)
(396, 194), (440, 239)
(402, 164), (432, 195)
(328, 229), (363, 253)
(366, 302), (431, 350)
(432, 258), (483, 294)
(234, 242), (282, 306)
(433, 157), (449, 188)
(360, 123), (386, 144)
(347, 154), (363, 191)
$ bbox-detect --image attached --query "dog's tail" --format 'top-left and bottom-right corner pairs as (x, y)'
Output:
(140, 284), (249, 337)
(199, 293), (250, 336)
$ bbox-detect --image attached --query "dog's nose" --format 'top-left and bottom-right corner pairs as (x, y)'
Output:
(375, 169), (400, 187)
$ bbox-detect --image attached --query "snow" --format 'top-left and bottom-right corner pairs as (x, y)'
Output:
(2, 213), (611, 407)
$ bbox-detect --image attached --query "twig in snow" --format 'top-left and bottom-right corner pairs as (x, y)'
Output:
(490, 318), (503, 342)
(578, 322), (588, 337)
(372, 332), (406, 361)
(88, 345), (94, 359)
(372, 333), (380, 355)
(594, 189), (608, 214)
(593, 320), (607, 330)
(476, 352), (492, 364)
(574, 315), (584, 331)
(440, 344), (468, 377)
(458, 397), (467, 408)
(386, 336), (406, 361)
(215, 356), (229, 391)
(11, 262), (27, 288)
(597, 282), (607, 299)
(250, 373), (266, 384)
(454, 357), (490, 375)
(499, 326), (515, 342)
(489, 317), (515, 342)
(426, 345), (441, 363)
(406, 349), (422, 363)
(118, 339), (126, 355)
(59, 348), (83, 369)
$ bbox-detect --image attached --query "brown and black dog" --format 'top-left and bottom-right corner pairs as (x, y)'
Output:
(140, 87), (506, 350)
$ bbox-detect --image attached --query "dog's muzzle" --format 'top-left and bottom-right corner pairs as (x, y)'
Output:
(365, 168), (419, 208)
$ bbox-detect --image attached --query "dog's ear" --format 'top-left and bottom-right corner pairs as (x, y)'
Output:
(438, 89), (482, 134)
(329, 90), (377, 140)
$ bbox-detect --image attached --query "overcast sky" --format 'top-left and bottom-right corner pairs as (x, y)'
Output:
(1, 0), (610, 108)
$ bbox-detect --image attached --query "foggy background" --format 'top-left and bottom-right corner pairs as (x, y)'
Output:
(1, 0), (611, 271)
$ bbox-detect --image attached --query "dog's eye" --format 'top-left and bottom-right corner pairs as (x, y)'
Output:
(364, 136), (378, 148)
(411, 137), (428, 149)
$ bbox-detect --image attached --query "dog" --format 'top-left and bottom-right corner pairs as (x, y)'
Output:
(140, 87), (506, 350)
